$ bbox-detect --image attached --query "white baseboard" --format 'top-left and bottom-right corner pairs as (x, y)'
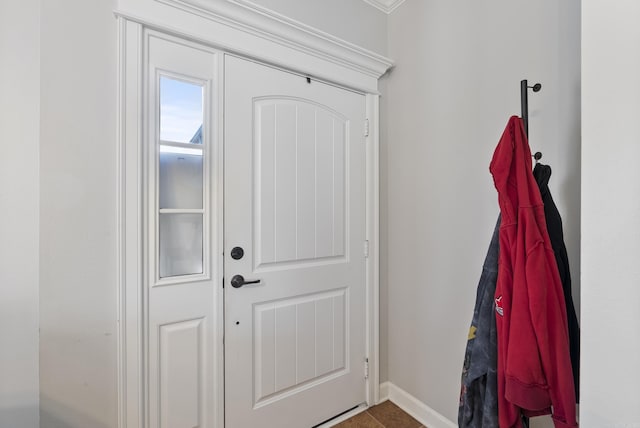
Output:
(379, 381), (390, 402)
(378, 382), (457, 428)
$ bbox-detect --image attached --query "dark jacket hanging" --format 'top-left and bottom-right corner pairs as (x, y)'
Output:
(533, 163), (580, 401)
(459, 217), (500, 428)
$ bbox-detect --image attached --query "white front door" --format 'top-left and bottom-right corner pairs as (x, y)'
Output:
(224, 56), (368, 427)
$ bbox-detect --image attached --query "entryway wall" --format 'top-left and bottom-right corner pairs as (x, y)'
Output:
(4, 0), (639, 427)
(0, 3), (40, 428)
(247, 0), (388, 53)
(39, 2), (118, 427)
(381, 2), (580, 426)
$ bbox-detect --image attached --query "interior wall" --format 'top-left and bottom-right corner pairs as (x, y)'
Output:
(35, 1), (386, 427)
(382, 0), (581, 423)
(0, 1), (41, 427)
(39, 1), (119, 427)
(245, 0), (388, 55)
(581, 0), (640, 425)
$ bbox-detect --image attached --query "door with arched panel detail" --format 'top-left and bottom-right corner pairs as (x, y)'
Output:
(224, 55), (368, 428)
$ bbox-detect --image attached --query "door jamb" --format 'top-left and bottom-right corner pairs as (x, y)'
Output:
(365, 93), (381, 406)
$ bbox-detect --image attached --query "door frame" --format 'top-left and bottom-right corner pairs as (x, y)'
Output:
(116, 2), (392, 427)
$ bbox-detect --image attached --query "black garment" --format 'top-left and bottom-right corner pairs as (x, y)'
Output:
(459, 217), (500, 428)
(533, 163), (580, 401)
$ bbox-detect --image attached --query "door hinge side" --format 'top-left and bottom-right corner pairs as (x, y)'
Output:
(364, 240), (370, 258)
(364, 358), (369, 379)
(364, 118), (370, 137)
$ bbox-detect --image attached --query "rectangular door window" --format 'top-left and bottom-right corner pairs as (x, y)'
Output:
(159, 213), (203, 278)
(160, 76), (204, 144)
(158, 76), (206, 279)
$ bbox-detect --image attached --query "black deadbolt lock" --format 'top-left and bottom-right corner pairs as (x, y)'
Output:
(230, 247), (244, 260)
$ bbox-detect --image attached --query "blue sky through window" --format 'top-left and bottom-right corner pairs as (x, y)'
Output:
(160, 77), (203, 143)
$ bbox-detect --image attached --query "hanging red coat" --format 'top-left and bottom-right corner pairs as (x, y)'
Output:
(490, 116), (577, 428)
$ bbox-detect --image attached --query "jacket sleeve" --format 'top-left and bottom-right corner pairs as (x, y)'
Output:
(523, 225), (578, 428)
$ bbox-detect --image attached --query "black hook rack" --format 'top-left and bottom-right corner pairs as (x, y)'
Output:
(521, 79), (542, 161)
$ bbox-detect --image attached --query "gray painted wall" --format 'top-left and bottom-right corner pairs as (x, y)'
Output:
(382, 0), (580, 423)
(581, 0), (640, 425)
(39, 1), (119, 427)
(248, 0), (388, 55)
(0, 1), (40, 427)
(13, 1), (621, 426)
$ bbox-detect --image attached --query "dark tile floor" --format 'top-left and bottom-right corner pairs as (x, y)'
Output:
(335, 401), (425, 428)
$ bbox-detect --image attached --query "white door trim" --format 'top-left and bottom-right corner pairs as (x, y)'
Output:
(116, 0), (392, 84)
(117, 19), (144, 428)
(113, 1), (393, 94)
(365, 93), (381, 406)
(116, 3), (391, 427)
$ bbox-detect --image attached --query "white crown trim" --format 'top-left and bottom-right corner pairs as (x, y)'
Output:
(361, 0), (407, 14)
(142, 0), (394, 81)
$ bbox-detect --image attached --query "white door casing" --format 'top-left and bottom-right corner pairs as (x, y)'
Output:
(224, 55), (367, 427)
(117, 4), (391, 427)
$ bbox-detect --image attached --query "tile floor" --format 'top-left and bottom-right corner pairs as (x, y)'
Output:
(334, 400), (425, 428)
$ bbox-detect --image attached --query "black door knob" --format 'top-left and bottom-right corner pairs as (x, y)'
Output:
(230, 274), (261, 288)
(230, 247), (244, 260)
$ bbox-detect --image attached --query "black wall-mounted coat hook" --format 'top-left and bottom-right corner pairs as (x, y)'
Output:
(533, 151), (543, 162)
(521, 79), (542, 138)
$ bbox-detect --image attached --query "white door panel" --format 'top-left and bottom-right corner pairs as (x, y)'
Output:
(225, 55), (367, 428)
(146, 33), (219, 428)
(253, 98), (347, 268)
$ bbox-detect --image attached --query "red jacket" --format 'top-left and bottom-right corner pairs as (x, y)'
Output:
(490, 117), (577, 428)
